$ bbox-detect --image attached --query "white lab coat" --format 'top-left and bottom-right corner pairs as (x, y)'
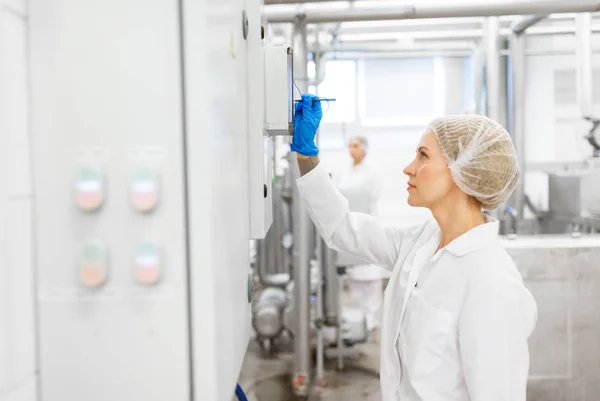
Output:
(296, 164), (538, 401)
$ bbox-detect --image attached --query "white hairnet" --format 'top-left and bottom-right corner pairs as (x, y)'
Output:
(349, 135), (369, 151)
(427, 115), (519, 211)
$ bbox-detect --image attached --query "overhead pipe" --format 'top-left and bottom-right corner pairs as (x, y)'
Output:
(328, 14), (588, 34)
(511, 14), (549, 34)
(266, 0), (600, 24)
(315, 40), (476, 53)
(331, 25), (600, 43)
(303, 24), (600, 49)
(318, 41), (476, 52)
(324, 50), (474, 59)
(273, 14), (599, 37)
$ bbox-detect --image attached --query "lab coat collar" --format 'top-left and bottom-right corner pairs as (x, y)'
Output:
(435, 214), (499, 257)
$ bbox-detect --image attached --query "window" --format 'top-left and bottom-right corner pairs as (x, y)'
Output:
(318, 60), (356, 123)
(359, 58), (439, 126)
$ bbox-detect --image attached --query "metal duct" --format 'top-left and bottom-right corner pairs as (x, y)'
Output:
(266, 0), (600, 24)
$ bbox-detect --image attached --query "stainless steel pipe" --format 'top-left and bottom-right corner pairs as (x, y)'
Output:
(266, 1), (600, 24)
(321, 239), (338, 325)
(511, 14), (548, 34)
(291, 18), (312, 399)
(510, 33), (526, 220)
(484, 17), (501, 124)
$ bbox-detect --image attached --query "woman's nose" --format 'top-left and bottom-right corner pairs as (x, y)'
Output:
(403, 160), (415, 176)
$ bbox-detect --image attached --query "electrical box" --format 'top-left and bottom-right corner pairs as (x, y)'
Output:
(265, 45), (294, 136)
(246, 5), (294, 239)
(246, 0), (273, 239)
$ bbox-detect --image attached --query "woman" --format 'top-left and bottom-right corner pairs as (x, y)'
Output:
(291, 94), (538, 401)
(333, 135), (387, 330)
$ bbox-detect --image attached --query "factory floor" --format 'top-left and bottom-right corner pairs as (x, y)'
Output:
(238, 329), (383, 401)
(238, 283), (385, 401)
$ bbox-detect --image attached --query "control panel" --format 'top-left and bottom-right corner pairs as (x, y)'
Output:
(246, 0), (294, 239)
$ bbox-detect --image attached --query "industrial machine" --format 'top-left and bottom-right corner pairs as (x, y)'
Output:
(1, 0), (294, 400)
(548, 169), (600, 220)
(4, 1), (600, 401)
(251, 161), (369, 364)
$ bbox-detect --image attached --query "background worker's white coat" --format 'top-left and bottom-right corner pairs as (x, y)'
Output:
(332, 156), (387, 329)
(332, 156), (385, 280)
(297, 164), (538, 401)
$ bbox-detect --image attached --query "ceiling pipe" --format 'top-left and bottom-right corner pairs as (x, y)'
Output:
(320, 25), (600, 44)
(315, 41), (476, 52)
(511, 14), (549, 34)
(265, 0), (600, 24)
(324, 50), (473, 59)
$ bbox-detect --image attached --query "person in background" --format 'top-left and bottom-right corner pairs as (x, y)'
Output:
(332, 135), (387, 331)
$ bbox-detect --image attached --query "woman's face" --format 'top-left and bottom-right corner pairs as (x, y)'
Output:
(403, 130), (458, 209)
(348, 140), (365, 162)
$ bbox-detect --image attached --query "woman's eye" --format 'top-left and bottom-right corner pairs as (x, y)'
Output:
(420, 151), (427, 159)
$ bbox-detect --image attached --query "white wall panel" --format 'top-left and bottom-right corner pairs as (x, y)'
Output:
(181, 0), (253, 399)
(29, 1), (191, 400)
(0, 7), (36, 401)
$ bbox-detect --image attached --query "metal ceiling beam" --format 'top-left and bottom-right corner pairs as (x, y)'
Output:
(265, 0), (600, 24)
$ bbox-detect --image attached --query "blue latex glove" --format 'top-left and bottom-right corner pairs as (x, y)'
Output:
(291, 93), (323, 156)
